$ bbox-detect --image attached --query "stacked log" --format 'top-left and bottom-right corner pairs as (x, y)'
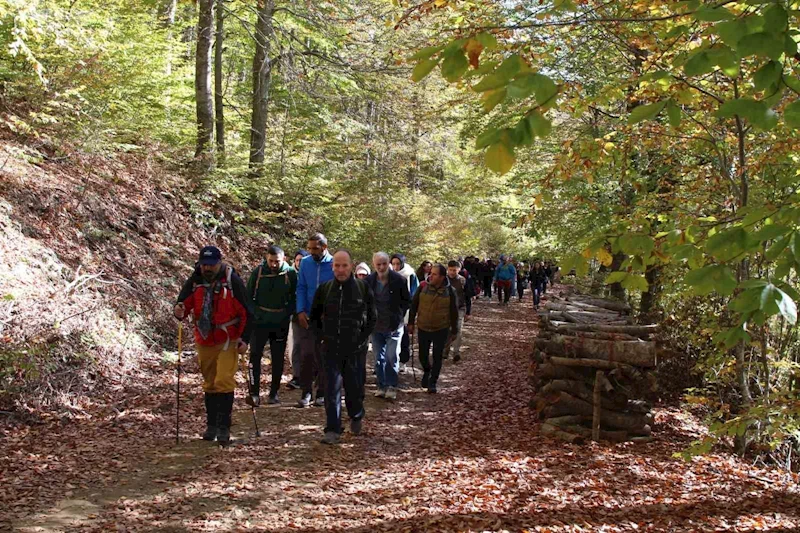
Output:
(530, 292), (657, 444)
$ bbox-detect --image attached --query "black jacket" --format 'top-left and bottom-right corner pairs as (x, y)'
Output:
(529, 268), (548, 287)
(310, 275), (377, 353)
(176, 262), (254, 343)
(364, 269), (411, 332)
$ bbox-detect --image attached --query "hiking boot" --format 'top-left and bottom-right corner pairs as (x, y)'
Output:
(267, 395), (280, 405)
(427, 383), (437, 394)
(203, 393), (218, 441)
(421, 373), (430, 389)
(246, 394), (260, 407)
(385, 387), (397, 400)
(374, 388), (386, 398)
(202, 425), (218, 441)
(350, 417), (362, 436)
(399, 363), (407, 374)
(313, 396), (325, 407)
(217, 426), (231, 446)
(287, 378), (300, 390)
(321, 431), (340, 445)
(296, 393), (312, 408)
(216, 392), (234, 446)
(453, 353), (461, 363)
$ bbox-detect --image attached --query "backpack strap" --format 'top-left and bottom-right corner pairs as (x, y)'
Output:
(252, 264), (264, 300)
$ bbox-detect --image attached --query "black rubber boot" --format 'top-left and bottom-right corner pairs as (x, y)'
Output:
(216, 392), (234, 446)
(202, 393), (218, 441)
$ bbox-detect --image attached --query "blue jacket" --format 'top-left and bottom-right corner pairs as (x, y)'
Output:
(494, 261), (517, 282)
(296, 251), (334, 315)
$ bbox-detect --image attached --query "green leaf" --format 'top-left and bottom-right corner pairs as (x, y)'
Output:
(527, 110), (552, 137)
(776, 286), (798, 324)
(785, 34), (798, 56)
(760, 283), (781, 316)
(763, 3), (788, 33)
(694, 5), (735, 21)
(412, 58), (439, 82)
(753, 223), (790, 242)
(729, 287), (763, 313)
(628, 100), (668, 124)
(714, 20), (748, 47)
(667, 100), (682, 127)
(705, 226), (748, 261)
(621, 273), (649, 291)
(766, 233), (792, 260)
(685, 265), (737, 296)
(707, 46), (740, 76)
(485, 142), (515, 175)
(441, 51), (468, 82)
(409, 45), (445, 61)
(512, 116), (534, 146)
(475, 127), (502, 149)
(605, 271), (628, 284)
(664, 24), (691, 39)
(507, 73), (558, 105)
(737, 32), (785, 61)
(683, 50), (715, 76)
(472, 55), (523, 92)
(753, 61), (783, 92)
(716, 98), (778, 130)
(784, 100), (800, 128)
(481, 88), (507, 112)
(475, 33), (498, 50)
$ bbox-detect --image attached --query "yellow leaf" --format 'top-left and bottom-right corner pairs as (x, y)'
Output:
(582, 247), (594, 259)
(597, 248), (613, 267)
(485, 142), (515, 175)
(534, 194), (543, 208)
(434, 0), (448, 6)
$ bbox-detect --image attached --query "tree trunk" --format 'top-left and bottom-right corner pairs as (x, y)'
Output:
(546, 321), (657, 339)
(608, 252), (627, 301)
(535, 336), (656, 367)
(158, 0), (177, 27)
(564, 296), (630, 313)
(541, 391), (652, 430)
(592, 371), (603, 441)
(214, 0), (225, 160)
(194, 0), (214, 159)
(249, 0), (275, 167)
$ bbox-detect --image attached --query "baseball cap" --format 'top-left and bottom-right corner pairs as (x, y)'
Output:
(199, 246), (222, 265)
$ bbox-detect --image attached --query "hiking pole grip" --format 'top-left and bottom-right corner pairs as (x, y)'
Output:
(176, 322), (182, 444)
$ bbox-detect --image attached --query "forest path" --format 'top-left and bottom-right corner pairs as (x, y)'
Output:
(8, 289), (800, 532)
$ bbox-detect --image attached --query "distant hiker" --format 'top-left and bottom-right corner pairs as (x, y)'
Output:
(416, 260), (433, 283)
(365, 252), (410, 400)
(310, 249), (376, 445)
(458, 261), (476, 317)
(543, 261), (553, 294)
(478, 259), (492, 298)
(295, 233), (334, 408)
(444, 260), (469, 362)
(486, 258), (497, 296)
(516, 262), (529, 302)
(286, 250), (309, 391)
(174, 246), (252, 445)
(493, 255), (516, 305)
(408, 264), (459, 393)
(355, 262), (371, 280)
(529, 261), (547, 309)
(391, 253), (419, 373)
(245, 245), (297, 406)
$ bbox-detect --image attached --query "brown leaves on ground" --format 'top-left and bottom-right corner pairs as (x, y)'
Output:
(3, 290), (800, 532)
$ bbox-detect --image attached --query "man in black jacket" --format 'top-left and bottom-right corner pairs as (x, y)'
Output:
(365, 252), (410, 400)
(310, 249), (377, 445)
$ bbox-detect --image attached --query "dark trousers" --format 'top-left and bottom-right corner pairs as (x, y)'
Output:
(298, 325), (325, 399)
(249, 323), (290, 397)
(534, 283), (544, 307)
(358, 342), (368, 402)
(418, 328), (449, 385)
(517, 282), (525, 300)
(399, 327), (411, 364)
(323, 346), (364, 434)
(497, 280), (512, 303)
(482, 277), (493, 297)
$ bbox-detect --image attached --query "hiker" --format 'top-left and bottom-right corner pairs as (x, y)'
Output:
(543, 261), (553, 294)
(444, 260), (469, 362)
(408, 264), (459, 393)
(486, 258), (497, 296)
(310, 249), (376, 445)
(245, 245), (297, 406)
(365, 252), (410, 400)
(458, 261), (476, 317)
(416, 260), (433, 283)
(355, 262), (371, 280)
(173, 246), (252, 445)
(493, 255), (516, 306)
(286, 250), (309, 391)
(390, 253), (419, 373)
(478, 259), (492, 298)
(529, 261), (548, 309)
(516, 262), (529, 302)
(295, 233), (334, 408)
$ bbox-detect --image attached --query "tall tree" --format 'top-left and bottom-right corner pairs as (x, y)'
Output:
(249, 0), (274, 167)
(195, 0), (214, 159)
(214, 0), (225, 160)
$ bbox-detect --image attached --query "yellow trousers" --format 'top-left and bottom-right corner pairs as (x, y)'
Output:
(196, 343), (238, 393)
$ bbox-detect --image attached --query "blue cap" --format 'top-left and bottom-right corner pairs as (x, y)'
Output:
(199, 246), (222, 265)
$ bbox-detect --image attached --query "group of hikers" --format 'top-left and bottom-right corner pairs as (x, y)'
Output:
(173, 234), (557, 445)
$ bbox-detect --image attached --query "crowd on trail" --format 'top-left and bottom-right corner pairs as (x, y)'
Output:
(173, 235), (558, 446)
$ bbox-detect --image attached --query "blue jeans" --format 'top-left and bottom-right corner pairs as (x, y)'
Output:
(371, 326), (403, 389)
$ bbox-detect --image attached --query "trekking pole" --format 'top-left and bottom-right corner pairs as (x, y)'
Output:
(176, 322), (182, 445)
(240, 352), (261, 438)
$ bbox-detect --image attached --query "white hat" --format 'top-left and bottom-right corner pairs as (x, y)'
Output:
(355, 262), (370, 276)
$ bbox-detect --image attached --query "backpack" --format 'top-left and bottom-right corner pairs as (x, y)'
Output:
(251, 264), (292, 308)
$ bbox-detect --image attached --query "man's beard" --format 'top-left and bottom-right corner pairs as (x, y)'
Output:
(202, 271), (216, 282)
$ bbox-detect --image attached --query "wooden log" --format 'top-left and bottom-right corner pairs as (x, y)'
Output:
(550, 356), (636, 372)
(565, 296), (631, 313)
(545, 420), (630, 443)
(544, 302), (622, 316)
(548, 321), (658, 339)
(540, 423), (586, 444)
(544, 415), (589, 427)
(535, 336), (656, 367)
(544, 329), (642, 342)
(626, 399), (653, 414)
(536, 363), (596, 382)
(592, 371), (603, 441)
(543, 391), (653, 431)
(540, 379), (626, 410)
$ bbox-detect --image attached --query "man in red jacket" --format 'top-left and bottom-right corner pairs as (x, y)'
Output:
(174, 246), (252, 445)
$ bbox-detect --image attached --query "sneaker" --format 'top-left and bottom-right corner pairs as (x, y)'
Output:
(286, 378), (300, 390)
(350, 418), (362, 436)
(245, 395), (260, 407)
(313, 396), (325, 407)
(421, 373), (430, 389)
(427, 383), (437, 394)
(202, 425), (218, 441)
(321, 431), (340, 445)
(385, 387), (397, 400)
(453, 353), (461, 363)
(267, 395), (280, 405)
(374, 388), (386, 398)
(296, 393), (312, 408)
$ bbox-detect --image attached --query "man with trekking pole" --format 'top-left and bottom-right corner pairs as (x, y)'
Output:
(174, 246), (252, 446)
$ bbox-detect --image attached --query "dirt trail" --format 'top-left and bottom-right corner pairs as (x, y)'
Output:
(7, 290), (800, 532)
